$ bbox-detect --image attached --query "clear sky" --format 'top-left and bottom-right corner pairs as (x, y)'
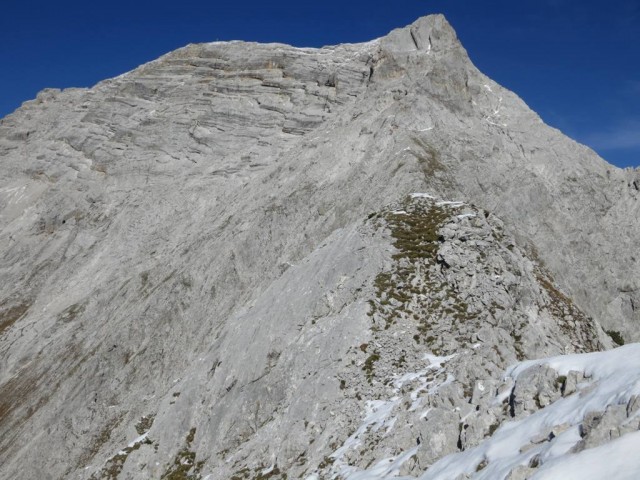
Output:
(1, 0), (638, 168)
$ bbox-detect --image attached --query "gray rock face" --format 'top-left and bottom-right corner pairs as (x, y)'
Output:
(0, 14), (637, 480)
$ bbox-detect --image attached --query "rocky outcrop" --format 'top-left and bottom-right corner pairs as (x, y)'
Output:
(0, 14), (638, 480)
(413, 344), (640, 480)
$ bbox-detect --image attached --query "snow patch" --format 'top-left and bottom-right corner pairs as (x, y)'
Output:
(531, 430), (640, 480)
(310, 338), (639, 479)
(409, 193), (435, 199)
(435, 201), (464, 208)
(342, 447), (419, 480)
(321, 354), (456, 479)
(419, 344), (640, 480)
(116, 433), (149, 455)
(330, 399), (400, 463)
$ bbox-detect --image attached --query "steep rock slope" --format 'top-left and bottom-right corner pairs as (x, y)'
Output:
(0, 14), (637, 479)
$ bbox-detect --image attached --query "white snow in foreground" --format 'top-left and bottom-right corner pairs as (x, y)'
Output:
(531, 429), (640, 480)
(421, 344), (640, 480)
(321, 354), (456, 480)
(329, 344), (640, 480)
(330, 399), (400, 464)
(506, 342), (640, 380)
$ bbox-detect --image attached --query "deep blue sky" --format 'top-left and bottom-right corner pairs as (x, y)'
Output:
(1, 1), (638, 167)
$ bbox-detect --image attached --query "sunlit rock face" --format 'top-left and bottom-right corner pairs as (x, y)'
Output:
(0, 14), (638, 480)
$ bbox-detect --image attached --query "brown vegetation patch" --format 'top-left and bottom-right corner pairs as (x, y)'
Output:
(0, 301), (30, 337)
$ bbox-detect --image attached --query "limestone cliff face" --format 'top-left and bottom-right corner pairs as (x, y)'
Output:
(0, 14), (637, 479)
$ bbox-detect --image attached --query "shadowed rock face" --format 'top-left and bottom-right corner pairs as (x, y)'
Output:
(0, 14), (637, 479)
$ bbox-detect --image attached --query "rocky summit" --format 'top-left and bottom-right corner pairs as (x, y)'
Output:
(1, 14), (639, 480)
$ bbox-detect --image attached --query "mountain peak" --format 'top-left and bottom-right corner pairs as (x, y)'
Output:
(379, 14), (460, 53)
